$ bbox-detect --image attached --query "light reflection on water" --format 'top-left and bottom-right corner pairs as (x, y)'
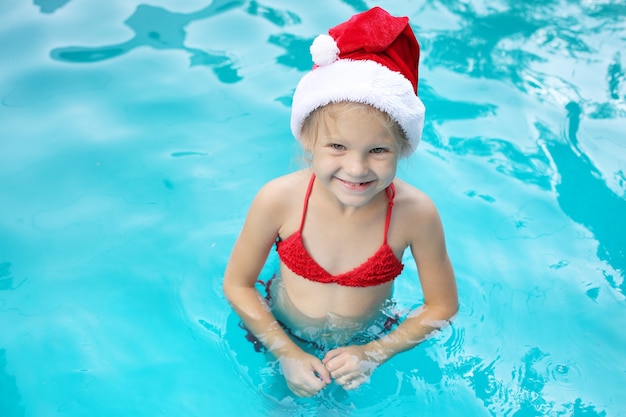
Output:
(0, 1), (624, 416)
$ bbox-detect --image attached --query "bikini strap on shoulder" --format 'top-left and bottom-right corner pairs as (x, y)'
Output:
(383, 183), (396, 244)
(299, 173), (316, 232)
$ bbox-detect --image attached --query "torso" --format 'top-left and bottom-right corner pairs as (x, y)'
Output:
(271, 170), (407, 327)
(276, 173), (404, 286)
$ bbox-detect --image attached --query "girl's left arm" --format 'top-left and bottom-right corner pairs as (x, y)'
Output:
(364, 193), (458, 362)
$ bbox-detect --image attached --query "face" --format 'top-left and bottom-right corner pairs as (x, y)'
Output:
(305, 104), (400, 208)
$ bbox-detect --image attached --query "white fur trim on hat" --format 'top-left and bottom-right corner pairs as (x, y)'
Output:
(291, 59), (425, 155)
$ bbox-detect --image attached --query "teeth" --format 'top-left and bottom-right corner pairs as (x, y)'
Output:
(339, 178), (369, 186)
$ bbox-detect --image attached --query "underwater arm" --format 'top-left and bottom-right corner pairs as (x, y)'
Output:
(323, 194), (458, 388)
(368, 195), (458, 361)
(222, 180), (331, 396)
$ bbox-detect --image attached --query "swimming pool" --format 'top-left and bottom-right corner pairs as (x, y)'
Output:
(1, 0), (624, 415)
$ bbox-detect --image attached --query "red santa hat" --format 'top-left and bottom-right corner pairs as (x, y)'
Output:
(290, 7), (425, 155)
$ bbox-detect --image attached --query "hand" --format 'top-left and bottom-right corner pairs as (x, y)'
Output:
(322, 344), (383, 390)
(279, 351), (332, 397)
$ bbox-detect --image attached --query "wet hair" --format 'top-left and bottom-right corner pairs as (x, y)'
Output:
(300, 101), (411, 157)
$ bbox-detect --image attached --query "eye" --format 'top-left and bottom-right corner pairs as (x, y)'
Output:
(329, 143), (346, 151)
(370, 147), (389, 154)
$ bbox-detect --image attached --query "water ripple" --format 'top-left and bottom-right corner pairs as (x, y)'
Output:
(34, 0), (71, 14)
(545, 360), (586, 390)
(442, 324), (466, 358)
(49, 0), (246, 83)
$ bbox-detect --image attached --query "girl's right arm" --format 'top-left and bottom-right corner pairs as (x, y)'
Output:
(222, 180), (331, 396)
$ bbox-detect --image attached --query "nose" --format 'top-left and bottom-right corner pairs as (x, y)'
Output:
(344, 151), (369, 177)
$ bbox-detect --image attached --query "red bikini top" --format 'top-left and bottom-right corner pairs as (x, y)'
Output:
(276, 174), (404, 287)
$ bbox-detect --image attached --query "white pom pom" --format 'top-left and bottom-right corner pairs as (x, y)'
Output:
(310, 34), (339, 66)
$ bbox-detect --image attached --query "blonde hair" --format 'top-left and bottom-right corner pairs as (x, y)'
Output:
(300, 102), (411, 157)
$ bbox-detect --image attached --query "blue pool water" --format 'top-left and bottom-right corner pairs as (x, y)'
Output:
(1, 0), (625, 415)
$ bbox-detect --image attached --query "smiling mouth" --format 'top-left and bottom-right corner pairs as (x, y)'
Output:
(338, 178), (374, 187)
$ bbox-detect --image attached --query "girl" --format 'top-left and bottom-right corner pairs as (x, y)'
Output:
(223, 7), (458, 398)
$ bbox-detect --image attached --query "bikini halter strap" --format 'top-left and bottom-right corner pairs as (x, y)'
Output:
(298, 174), (316, 232)
(383, 182), (395, 244)
(298, 174), (396, 244)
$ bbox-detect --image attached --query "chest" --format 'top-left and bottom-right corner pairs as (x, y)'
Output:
(301, 208), (392, 275)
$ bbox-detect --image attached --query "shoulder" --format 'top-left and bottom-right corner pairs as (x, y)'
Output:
(391, 179), (445, 243)
(393, 179), (439, 219)
(254, 170), (311, 207)
(248, 169), (312, 225)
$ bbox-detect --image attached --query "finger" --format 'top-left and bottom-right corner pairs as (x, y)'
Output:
(325, 356), (354, 378)
(329, 366), (351, 381)
(323, 354), (348, 373)
(311, 360), (332, 384)
(305, 376), (328, 394)
(299, 363), (330, 394)
(322, 348), (344, 365)
(334, 368), (358, 385)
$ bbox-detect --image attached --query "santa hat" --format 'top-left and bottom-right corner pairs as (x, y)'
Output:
(290, 7), (425, 155)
